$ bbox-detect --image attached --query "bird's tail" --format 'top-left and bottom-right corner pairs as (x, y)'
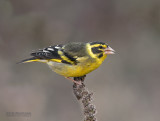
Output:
(17, 57), (41, 64)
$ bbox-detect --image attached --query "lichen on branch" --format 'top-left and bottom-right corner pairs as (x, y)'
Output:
(73, 76), (97, 121)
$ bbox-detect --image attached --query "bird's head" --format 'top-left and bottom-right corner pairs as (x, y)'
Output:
(89, 41), (115, 58)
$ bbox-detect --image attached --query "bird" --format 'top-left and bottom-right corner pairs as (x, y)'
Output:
(19, 41), (115, 85)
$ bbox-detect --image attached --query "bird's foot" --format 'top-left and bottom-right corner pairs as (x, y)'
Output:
(65, 77), (82, 85)
(74, 75), (86, 82)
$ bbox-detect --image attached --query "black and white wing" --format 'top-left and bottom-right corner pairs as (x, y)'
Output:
(31, 44), (63, 59)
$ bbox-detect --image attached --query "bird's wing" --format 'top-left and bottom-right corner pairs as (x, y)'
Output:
(31, 44), (77, 64)
(31, 44), (63, 60)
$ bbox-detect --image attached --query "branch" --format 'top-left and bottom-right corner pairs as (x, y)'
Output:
(73, 76), (97, 121)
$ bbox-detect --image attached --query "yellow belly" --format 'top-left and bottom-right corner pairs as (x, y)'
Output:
(47, 55), (107, 77)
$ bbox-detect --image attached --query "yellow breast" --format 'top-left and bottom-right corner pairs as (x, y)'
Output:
(47, 54), (107, 77)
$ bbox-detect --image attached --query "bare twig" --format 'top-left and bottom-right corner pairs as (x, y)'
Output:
(73, 76), (97, 121)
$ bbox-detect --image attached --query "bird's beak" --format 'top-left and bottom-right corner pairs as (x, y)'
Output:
(104, 46), (115, 54)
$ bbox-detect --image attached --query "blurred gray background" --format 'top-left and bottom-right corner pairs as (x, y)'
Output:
(0, 0), (160, 121)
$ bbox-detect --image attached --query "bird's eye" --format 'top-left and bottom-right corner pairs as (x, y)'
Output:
(99, 46), (103, 49)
